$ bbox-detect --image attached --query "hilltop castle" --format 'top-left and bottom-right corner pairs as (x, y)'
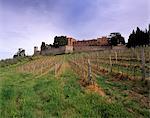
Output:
(34, 36), (111, 56)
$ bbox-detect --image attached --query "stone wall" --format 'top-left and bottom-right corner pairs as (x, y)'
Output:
(97, 37), (109, 46)
(40, 46), (74, 55)
(65, 46), (74, 53)
(34, 46), (40, 56)
(35, 45), (111, 56)
(35, 45), (126, 56)
(34, 51), (40, 56)
(73, 37), (109, 47)
(41, 46), (66, 55)
(112, 45), (127, 50)
(73, 46), (111, 52)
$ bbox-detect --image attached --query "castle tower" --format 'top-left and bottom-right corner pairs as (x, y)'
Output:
(34, 46), (39, 55)
(34, 46), (38, 52)
(67, 37), (76, 46)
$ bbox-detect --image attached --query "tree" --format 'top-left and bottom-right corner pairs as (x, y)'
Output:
(144, 29), (149, 46)
(53, 36), (68, 47)
(136, 27), (141, 46)
(127, 26), (150, 48)
(13, 48), (26, 58)
(109, 33), (125, 46)
(41, 42), (46, 51)
(110, 36), (118, 46)
(127, 30), (136, 48)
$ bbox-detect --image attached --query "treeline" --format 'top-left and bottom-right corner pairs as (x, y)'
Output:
(127, 26), (150, 48)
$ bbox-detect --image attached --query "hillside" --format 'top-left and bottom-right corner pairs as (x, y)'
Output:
(0, 48), (149, 118)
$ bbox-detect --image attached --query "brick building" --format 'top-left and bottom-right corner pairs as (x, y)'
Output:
(66, 37), (76, 46)
(97, 37), (109, 46)
(73, 37), (109, 46)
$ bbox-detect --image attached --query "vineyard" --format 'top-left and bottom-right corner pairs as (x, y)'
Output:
(0, 47), (149, 118)
(69, 47), (150, 81)
(16, 56), (63, 77)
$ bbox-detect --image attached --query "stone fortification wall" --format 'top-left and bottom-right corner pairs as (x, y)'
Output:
(112, 45), (127, 50)
(73, 46), (111, 52)
(41, 46), (66, 55)
(40, 46), (74, 55)
(65, 46), (74, 53)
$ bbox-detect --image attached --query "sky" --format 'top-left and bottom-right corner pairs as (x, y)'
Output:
(0, 0), (149, 59)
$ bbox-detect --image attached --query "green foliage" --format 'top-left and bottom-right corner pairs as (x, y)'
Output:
(0, 68), (134, 118)
(96, 76), (149, 118)
(127, 27), (150, 48)
(41, 42), (46, 51)
(109, 33), (125, 46)
(53, 36), (68, 47)
(1, 86), (15, 101)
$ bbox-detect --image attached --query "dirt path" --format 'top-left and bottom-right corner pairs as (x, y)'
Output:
(86, 83), (105, 96)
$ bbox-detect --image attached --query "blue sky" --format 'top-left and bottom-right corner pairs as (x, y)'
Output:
(0, 0), (149, 59)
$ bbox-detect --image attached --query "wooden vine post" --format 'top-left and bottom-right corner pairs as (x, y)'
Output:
(141, 47), (146, 81)
(115, 51), (118, 64)
(109, 54), (112, 73)
(81, 57), (85, 80)
(96, 53), (99, 69)
(87, 59), (93, 85)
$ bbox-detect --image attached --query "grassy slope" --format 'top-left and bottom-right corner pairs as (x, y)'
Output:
(0, 55), (149, 118)
(96, 75), (149, 118)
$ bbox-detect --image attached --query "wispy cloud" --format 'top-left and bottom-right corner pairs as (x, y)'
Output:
(0, 0), (149, 59)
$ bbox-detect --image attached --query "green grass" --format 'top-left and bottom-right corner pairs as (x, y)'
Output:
(0, 65), (134, 118)
(0, 55), (149, 118)
(96, 75), (150, 118)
